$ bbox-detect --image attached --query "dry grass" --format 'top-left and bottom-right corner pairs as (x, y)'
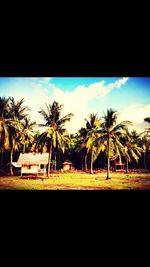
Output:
(0, 171), (150, 190)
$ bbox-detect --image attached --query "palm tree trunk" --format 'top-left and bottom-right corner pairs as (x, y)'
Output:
(54, 153), (57, 172)
(85, 153), (88, 172)
(47, 141), (52, 177)
(81, 155), (83, 171)
(106, 133), (111, 180)
(10, 148), (14, 176)
(81, 154), (84, 171)
(144, 151), (147, 170)
(59, 153), (60, 173)
(90, 150), (94, 174)
(103, 153), (105, 169)
(134, 159), (136, 170)
(1, 151), (4, 169)
(23, 143), (25, 154)
(126, 159), (129, 174)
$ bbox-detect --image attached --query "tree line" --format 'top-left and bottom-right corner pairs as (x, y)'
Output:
(0, 96), (150, 179)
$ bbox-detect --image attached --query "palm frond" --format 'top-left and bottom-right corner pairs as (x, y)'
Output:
(144, 117), (150, 123)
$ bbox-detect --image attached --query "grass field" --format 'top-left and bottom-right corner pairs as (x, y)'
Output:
(0, 172), (150, 190)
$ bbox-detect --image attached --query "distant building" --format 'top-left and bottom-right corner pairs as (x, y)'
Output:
(110, 155), (125, 172)
(61, 160), (75, 171)
(16, 153), (49, 176)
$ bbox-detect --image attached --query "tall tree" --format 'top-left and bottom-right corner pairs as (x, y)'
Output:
(8, 98), (29, 175)
(102, 109), (131, 179)
(75, 114), (102, 173)
(20, 117), (36, 153)
(0, 97), (10, 169)
(85, 114), (101, 174)
(75, 127), (89, 171)
(38, 101), (73, 177)
(138, 130), (150, 170)
(121, 130), (144, 174)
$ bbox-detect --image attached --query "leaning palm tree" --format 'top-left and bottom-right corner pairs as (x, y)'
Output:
(102, 109), (132, 179)
(38, 101), (73, 177)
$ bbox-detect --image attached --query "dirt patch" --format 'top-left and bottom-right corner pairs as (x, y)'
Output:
(42, 184), (111, 190)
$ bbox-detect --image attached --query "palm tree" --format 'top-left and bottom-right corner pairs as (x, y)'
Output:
(38, 101), (73, 177)
(85, 114), (101, 174)
(0, 97), (11, 170)
(20, 117), (37, 153)
(102, 109), (132, 179)
(121, 130), (144, 174)
(9, 97), (29, 120)
(8, 124), (21, 175)
(8, 98), (29, 175)
(138, 130), (150, 170)
(76, 114), (101, 173)
(75, 127), (89, 171)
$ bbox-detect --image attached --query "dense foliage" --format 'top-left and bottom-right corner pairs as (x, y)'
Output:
(0, 97), (150, 178)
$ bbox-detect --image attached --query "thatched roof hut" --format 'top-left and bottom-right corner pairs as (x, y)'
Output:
(17, 153), (49, 165)
(110, 155), (125, 171)
(17, 153), (49, 176)
(61, 160), (74, 171)
(62, 160), (74, 165)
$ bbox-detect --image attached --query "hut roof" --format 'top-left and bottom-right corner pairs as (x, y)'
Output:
(17, 153), (49, 165)
(62, 160), (74, 165)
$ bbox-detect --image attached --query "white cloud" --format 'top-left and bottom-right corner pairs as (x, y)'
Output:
(118, 104), (150, 133)
(50, 77), (129, 133)
(2, 77), (129, 134)
(31, 77), (52, 83)
(108, 77), (129, 89)
(43, 77), (52, 81)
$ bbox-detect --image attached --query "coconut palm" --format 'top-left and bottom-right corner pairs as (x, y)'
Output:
(8, 97), (29, 120)
(8, 98), (29, 175)
(138, 130), (150, 170)
(19, 117), (37, 153)
(101, 109), (132, 179)
(8, 124), (21, 175)
(75, 127), (89, 171)
(38, 101), (73, 177)
(75, 114), (102, 173)
(0, 97), (13, 170)
(121, 130), (144, 174)
(84, 114), (101, 174)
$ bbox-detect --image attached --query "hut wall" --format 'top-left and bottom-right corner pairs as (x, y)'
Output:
(21, 164), (38, 174)
(63, 164), (70, 171)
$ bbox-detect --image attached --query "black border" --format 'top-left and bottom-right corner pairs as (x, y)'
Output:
(0, 61), (150, 77)
(0, 60), (150, 227)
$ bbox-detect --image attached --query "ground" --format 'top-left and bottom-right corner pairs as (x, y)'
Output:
(0, 171), (150, 190)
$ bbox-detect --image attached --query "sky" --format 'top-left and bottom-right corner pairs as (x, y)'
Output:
(0, 77), (150, 134)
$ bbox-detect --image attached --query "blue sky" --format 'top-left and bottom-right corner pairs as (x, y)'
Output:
(0, 77), (150, 133)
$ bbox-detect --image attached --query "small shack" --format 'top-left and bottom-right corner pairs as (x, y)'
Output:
(61, 160), (75, 171)
(17, 153), (49, 176)
(110, 155), (125, 172)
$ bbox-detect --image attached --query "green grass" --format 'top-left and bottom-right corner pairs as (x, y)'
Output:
(0, 171), (150, 190)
